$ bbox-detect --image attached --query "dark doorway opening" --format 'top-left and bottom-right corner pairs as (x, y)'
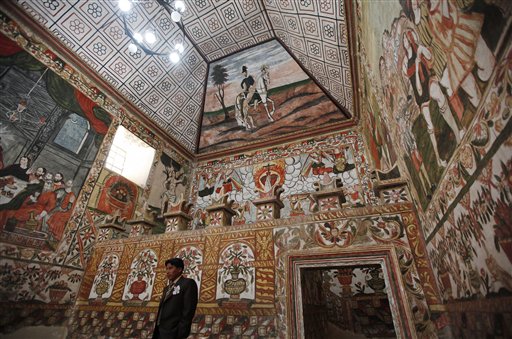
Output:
(301, 264), (396, 338)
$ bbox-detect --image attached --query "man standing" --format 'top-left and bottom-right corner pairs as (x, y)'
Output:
(153, 258), (198, 339)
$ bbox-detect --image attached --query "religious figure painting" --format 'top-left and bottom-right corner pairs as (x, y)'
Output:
(0, 33), (111, 251)
(147, 151), (187, 217)
(357, 0), (510, 209)
(200, 39), (349, 153)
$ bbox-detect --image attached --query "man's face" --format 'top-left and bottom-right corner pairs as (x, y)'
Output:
(165, 264), (182, 282)
(54, 173), (63, 182)
(45, 173), (53, 181)
(36, 167), (45, 176)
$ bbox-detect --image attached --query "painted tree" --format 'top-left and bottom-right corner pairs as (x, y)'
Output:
(211, 64), (229, 120)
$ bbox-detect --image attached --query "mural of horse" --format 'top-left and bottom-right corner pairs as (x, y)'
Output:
(235, 65), (276, 130)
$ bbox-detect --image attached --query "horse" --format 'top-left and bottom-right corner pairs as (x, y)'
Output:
(235, 65), (276, 130)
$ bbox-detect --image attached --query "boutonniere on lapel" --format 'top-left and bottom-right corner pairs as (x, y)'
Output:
(172, 285), (181, 295)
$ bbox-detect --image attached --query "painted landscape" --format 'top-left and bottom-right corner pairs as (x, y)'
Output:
(199, 40), (348, 153)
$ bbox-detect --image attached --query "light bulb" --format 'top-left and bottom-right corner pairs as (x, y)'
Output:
(175, 42), (184, 54)
(145, 31), (156, 44)
(171, 11), (181, 23)
(118, 0), (132, 12)
(128, 43), (137, 53)
(175, 0), (186, 12)
(133, 32), (143, 43)
(169, 52), (180, 63)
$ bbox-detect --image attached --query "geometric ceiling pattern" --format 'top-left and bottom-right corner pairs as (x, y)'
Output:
(183, 0), (274, 62)
(265, 0), (353, 112)
(13, 0), (353, 153)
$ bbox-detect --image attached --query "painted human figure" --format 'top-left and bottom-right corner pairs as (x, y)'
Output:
(160, 166), (183, 214)
(428, 0), (495, 118)
(0, 156), (31, 182)
(256, 64), (275, 122)
(401, 0), (495, 122)
(402, 29), (463, 167)
(32, 167), (47, 182)
(43, 172), (53, 189)
(0, 166), (46, 226)
(46, 179), (76, 241)
(241, 65), (256, 113)
(52, 172), (64, 191)
(1, 180), (56, 230)
(396, 99), (433, 197)
(239, 65), (256, 129)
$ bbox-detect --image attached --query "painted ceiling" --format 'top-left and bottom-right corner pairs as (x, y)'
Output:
(11, 0), (354, 153)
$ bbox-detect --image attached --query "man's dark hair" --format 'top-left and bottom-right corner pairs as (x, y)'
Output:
(165, 257), (184, 269)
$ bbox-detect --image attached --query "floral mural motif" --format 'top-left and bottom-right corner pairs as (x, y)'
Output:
(315, 220), (358, 248)
(88, 253), (119, 301)
(381, 187), (409, 204)
(0, 259), (81, 304)
(315, 216), (405, 249)
(175, 246), (203, 294)
(122, 249), (157, 303)
(216, 243), (255, 301)
(326, 266), (387, 296)
(428, 139), (512, 301)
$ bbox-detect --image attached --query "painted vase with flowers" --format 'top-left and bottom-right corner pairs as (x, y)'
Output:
(219, 243), (254, 299)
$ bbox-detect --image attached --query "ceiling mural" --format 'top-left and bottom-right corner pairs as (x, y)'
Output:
(200, 39), (348, 152)
(10, 0), (354, 153)
(265, 0), (354, 113)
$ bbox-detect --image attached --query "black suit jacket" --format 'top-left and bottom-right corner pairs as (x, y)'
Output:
(153, 276), (198, 339)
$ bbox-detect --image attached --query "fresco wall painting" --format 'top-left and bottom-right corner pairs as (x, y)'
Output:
(146, 150), (188, 218)
(359, 53), (401, 183)
(0, 21), (116, 329)
(0, 41), (111, 253)
(356, 0), (512, 335)
(192, 129), (377, 229)
(422, 24), (512, 322)
(275, 210), (435, 338)
(0, 13), (192, 333)
(75, 227), (277, 338)
(88, 252), (120, 302)
(200, 39), (349, 153)
(73, 197), (436, 339)
(428, 133), (512, 300)
(357, 0), (511, 210)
